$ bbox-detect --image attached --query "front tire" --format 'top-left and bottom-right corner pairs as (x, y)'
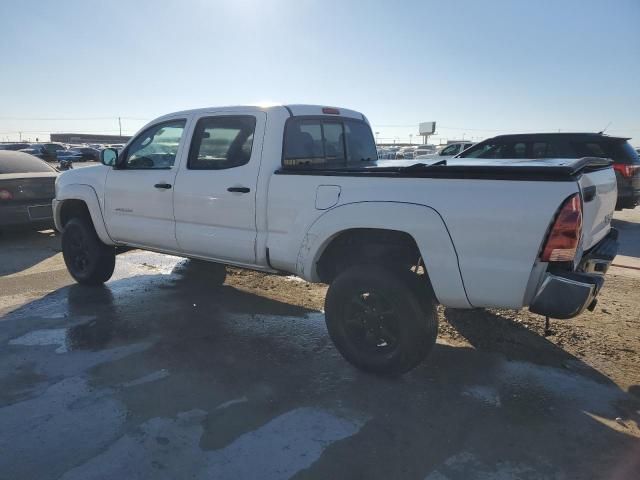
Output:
(62, 217), (115, 285)
(324, 265), (438, 375)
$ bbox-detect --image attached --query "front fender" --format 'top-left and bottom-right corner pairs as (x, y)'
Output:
(298, 201), (471, 308)
(53, 184), (114, 245)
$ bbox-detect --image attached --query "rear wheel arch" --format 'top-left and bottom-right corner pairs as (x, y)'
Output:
(316, 228), (423, 284)
(298, 202), (471, 308)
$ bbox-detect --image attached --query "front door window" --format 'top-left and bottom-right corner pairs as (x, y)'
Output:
(124, 120), (186, 169)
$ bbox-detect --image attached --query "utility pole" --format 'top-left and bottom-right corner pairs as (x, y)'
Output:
(118, 117), (122, 137)
(19, 132), (22, 141)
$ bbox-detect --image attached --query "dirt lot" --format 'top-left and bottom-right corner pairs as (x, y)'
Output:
(0, 208), (639, 479)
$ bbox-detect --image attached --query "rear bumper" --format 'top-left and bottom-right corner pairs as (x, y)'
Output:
(0, 203), (54, 228)
(529, 228), (618, 319)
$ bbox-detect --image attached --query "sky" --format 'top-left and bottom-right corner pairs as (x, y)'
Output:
(0, 0), (638, 145)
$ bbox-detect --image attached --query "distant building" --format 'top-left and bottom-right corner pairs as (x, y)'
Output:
(50, 133), (131, 144)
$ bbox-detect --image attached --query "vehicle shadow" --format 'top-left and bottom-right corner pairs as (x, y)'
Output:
(442, 307), (606, 377)
(611, 219), (640, 258)
(0, 228), (60, 277)
(1, 261), (639, 479)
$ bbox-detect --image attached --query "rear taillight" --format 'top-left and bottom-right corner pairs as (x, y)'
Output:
(322, 107), (340, 115)
(0, 189), (13, 200)
(541, 193), (583, 262)
(613, 164), (640, 178)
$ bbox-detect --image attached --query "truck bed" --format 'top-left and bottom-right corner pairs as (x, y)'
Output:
(275, 157), (613, 181)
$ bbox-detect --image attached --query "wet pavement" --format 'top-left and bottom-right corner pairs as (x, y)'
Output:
(1, 234), (639, 479)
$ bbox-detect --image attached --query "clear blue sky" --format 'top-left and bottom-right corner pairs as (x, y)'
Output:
(0, 0), (638, 145)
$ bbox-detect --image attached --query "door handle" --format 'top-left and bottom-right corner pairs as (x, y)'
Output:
(227, 186), (250, 193)
(154, 183), (172, 189)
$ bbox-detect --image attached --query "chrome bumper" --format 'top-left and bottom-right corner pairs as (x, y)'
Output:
(529, 228), (618, 319)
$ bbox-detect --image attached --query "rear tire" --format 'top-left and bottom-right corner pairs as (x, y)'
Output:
(324, 265), (438, 375)
(62, 217), (115, 285)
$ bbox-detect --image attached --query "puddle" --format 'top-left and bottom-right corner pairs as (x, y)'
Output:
(498, 360), (624, 415)
(121, 369), (170, 388)
(60, 407), (363, 480)
(9, 328), (69, 353)
(425, 451), (551, 479)
(116, 251), (182, 277)
(216, 396), (248, 410)
(462, 385), (502, 408)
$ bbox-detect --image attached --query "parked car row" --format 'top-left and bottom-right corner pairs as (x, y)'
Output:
(0, 142), (124, 164)
(376, 142), (474, 161)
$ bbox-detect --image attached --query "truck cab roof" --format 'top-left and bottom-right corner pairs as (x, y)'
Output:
(153, 104), (367, 123)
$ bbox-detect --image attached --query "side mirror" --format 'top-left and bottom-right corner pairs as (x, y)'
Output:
(101, 148), (118, 167)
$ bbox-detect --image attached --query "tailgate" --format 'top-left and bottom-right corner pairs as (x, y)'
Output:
(578, 167), (617, 252)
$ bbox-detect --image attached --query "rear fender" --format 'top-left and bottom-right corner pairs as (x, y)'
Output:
(299, 202), (471, 308)
(54, 184), (114, 245)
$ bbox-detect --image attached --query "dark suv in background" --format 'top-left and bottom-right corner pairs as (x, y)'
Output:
(19, 143), (67, 161)
(458, 133), (640, 209)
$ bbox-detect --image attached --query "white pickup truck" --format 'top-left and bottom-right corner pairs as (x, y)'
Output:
(53, 104), (619, 374)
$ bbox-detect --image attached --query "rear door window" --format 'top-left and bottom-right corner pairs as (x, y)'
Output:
(512, 142), (527, 158)
(188, 116), (256, 170)
(440, 144), (459, 156)
(459, 142), (503, 158)
(532, 142), (548, 158)
(575, 142), (608, 158)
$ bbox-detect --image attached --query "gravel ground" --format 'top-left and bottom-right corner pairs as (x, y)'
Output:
(0, 207), (638, 479)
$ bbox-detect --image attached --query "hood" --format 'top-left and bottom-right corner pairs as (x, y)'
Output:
(55, 164), (109, 196)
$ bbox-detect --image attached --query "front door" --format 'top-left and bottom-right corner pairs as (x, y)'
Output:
(104, 118), (188, 251)
(173, 112), (265, 264)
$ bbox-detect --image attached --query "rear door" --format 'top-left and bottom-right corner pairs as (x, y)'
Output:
(173, 111), (266, 265)
(104, 118), (189, 251)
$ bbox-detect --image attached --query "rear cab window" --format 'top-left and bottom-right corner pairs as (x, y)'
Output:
(283, 117), (377, 169)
